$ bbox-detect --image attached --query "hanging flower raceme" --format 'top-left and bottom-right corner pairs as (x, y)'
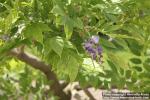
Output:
(83, 35), (103, 64)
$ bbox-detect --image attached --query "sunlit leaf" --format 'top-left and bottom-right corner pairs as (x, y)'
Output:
(24, 22), (50, 43)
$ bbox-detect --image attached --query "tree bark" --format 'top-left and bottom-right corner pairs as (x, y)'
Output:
(9, 48), (71, 100)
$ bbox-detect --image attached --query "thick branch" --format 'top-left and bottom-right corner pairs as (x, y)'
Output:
(9, 49), (56, 79)
(9, 48), (70, 99)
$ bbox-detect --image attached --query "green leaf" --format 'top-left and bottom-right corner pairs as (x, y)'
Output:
(113, 38), (129, 50)
(73, 17), (83, 29)
(104, 25), (122, 32)
(108, 52), (132, 70)
(133, 66), (143, 72)
(143, 58), (150, 71)
(108, 34), (140, 40)
(51, 5), (65, 16)
(105, 6), (123, 15)
(123, 25), (145, 43)
(55, 15), (74, 39)
(4, 9), (19, 33)
(50, 36), (64, 57)
(64, 40), (74, 49)
(0, 18), (4, 33)
(125, 70), (131, 79)
(55, 49), (81, 81)
(55, 15), (66, 26)
(107, 60), (118, 74)
(130, 58), (142, 64)
(64, 17), (74, 39)
(131, 71), (138, 83)
(100, 38), (116, 49)
(67, 56), (79, 81)
(24, 22), (50, 43)
(126, 39), (143, 56)
(92, 4), (106, 9)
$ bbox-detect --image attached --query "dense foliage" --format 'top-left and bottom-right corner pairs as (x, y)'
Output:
(0, 0), (150, 99)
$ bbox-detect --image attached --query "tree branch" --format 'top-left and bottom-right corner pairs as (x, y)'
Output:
(83, 88), (96, 100)
(9, 48), (70, 100)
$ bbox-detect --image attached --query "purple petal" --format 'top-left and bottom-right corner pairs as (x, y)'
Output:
(84, 42), (92, 48)
(87, 47), (96, 53)
(91, 35), (99, 44)
(97, 46), (102, 54)
(91, 53), (97, 60)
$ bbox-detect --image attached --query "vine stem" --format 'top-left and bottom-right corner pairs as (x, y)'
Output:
(91, 58), (96, 68)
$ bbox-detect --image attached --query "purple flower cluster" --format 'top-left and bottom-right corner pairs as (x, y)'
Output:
(83, 35), (103, 64)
